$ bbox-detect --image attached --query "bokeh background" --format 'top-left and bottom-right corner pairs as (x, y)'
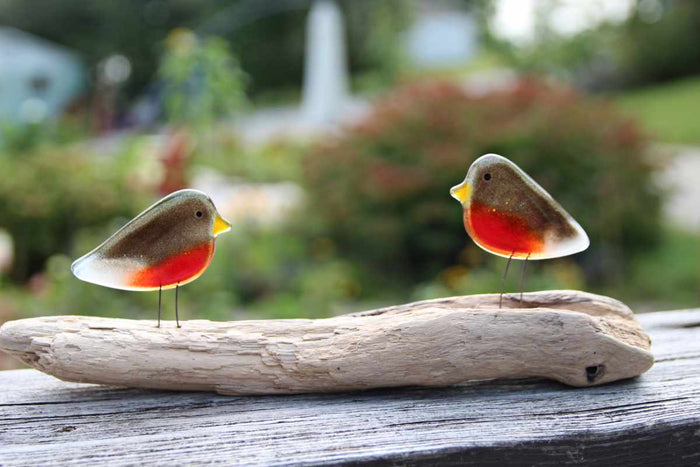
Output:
(1, 0), (699, 370)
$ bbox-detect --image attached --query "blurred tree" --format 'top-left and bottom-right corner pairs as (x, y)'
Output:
(182, 0), (415, 95)
(482, 0), (621, 89)
(159, 30), (247, 128)
(485, 0), (700, 90)
(156, 29), (247, 195)
(618, 0), (700, 86)
(0, 0), (414, 99)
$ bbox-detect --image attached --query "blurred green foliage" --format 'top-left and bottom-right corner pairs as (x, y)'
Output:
(155, 30), (249, 194)
(609, 228), (700, 310)
(1, 124), (51, 154)
(0, 146), (145, 282)
(0, 118), (88, 155)
(159, 31), (247, 128)
(303, 79), (661, 287)
(488, 26), (615, 85)
(193, 135), (308, 183)
(489, 0), (700, 92)
(617, 0), (700, 87)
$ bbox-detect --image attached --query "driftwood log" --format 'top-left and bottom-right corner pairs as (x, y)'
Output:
(0, 290), (653, 394)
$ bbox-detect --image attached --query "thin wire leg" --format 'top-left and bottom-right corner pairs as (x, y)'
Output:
(157, 285), (162, 328)
(500, 252), (515, 309)
(175, 282), (181, 328)
(519, 253), (530, 304)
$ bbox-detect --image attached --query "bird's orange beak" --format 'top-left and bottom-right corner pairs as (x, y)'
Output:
(212, 213), (232, 237)
(450, 180), (471, 205)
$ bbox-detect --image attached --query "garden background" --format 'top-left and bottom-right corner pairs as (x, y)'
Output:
(1, 0), (698, 370)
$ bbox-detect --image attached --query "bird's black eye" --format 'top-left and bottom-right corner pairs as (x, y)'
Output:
(484, 173), (492, 181)
(195, 211), (203, 218)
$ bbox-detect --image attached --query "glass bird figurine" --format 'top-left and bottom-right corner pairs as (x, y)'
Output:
(71, 189), (232, 327)
(450, 154), (589, 306)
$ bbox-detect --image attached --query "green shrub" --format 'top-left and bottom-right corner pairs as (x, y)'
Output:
(1, 118), (89, 155)
(159, 31), (247, 129)
(303, 79), (662, 287)
(0, 147), (143, 282)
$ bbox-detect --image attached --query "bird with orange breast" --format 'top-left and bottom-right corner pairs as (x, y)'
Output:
(450, 154), (589, 307)
(71, 189), (232, 327)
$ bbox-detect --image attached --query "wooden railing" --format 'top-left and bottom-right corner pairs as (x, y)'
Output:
(0, 306), (698, 465)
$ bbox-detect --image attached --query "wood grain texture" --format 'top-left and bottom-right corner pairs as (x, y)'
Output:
(0, 310), (697, 466)
(0, 291), (652, 394)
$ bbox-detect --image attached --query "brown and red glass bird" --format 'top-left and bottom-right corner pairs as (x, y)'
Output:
(450, 154), (589, 305)
(71, 189), (231, 327)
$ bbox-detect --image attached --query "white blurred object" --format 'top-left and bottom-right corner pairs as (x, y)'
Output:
(491, 0), (537, 43)
(638, 0), (663, 24)
(0, 230), (13, 273)
(301, 0), (349, 124)
(193, 169), (304, 227)
(234, 99), (370, 146)
(491, 0), (635, 44)
(405, 6), (478, 69)
(100, 54), (132, 85)
(656, 146), (700, 233)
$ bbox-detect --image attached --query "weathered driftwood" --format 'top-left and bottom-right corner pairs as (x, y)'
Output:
(0, 290), (653, 394)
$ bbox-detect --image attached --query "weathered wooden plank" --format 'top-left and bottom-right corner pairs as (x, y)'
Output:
(0, 309), (698, 466)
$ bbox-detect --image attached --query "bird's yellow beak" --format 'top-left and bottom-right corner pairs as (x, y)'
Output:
(450, 181), (471, 205)
(212, 213), (232, 237)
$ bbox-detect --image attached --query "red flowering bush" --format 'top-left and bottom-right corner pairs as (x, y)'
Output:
(303, 79), (661, 285)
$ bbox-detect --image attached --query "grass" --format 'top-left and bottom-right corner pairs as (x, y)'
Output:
(604, 229), (700, 312)
(615, 75), (700, 144)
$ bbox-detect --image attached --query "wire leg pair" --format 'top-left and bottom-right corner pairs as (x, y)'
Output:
(499, 253), (530, 308)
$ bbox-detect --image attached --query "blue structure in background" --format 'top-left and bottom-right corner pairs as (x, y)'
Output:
(0, 28), (84, 124)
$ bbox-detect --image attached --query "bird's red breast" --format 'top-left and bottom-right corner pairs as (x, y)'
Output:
(129, 242), (214, 288)
(465, 201), (544, 259)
